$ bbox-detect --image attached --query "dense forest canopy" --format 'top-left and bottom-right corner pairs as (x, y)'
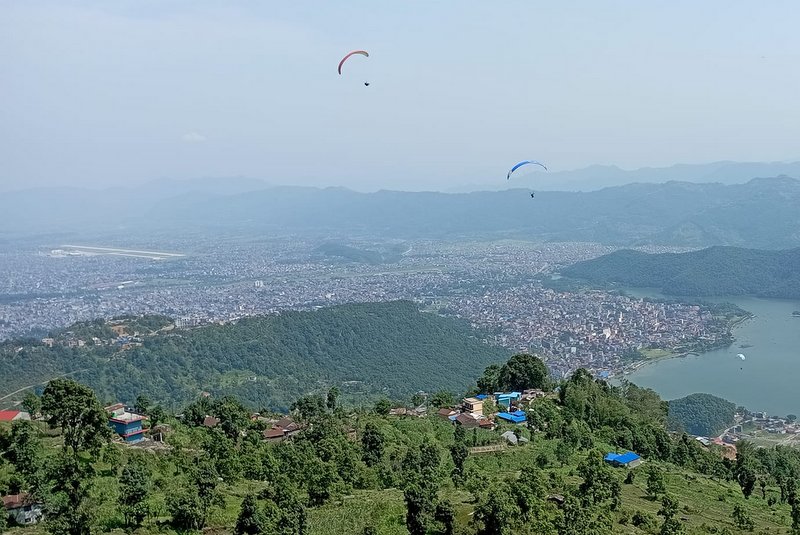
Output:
(668, 393), (737, 436)
(0, 301), (509, 411)
(562, 246), (800, 299)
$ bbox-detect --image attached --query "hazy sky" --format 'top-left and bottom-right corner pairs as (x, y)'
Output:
(1, 1), (799, 192)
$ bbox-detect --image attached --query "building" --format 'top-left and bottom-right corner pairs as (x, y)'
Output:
(496, 410), (527, 424)
(462, 397), (484, 416)
(604, 451), (642, 468)
(500, 430), (530, 445)
(3, 493), (44, 525)
(494, 392), (522, 409)
(0, 410), (31, 423)
(105, 403), (145, 443)
(454, 413), (482, 429)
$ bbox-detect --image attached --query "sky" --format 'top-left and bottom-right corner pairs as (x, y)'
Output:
(1, 1), (799, 192)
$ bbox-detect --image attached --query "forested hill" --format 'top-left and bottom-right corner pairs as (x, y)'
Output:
(562, 246), (800, 298)
(4, 177), (800, 249)
(0, 301), (509, 411)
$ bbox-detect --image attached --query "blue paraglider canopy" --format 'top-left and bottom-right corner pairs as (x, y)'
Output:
(507, 160), (548, 179)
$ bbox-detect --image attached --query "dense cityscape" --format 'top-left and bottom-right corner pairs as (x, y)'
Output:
(0, 237), (732, 378)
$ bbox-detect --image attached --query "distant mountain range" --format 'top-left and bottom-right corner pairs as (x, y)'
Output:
(448, 160), (800, 192)
(562, 246), (800, 299)
(2, 175), (799, 249)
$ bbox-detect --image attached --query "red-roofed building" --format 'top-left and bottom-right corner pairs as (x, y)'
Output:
(0, 410), (31, 423)
(3, 493), (43, 524)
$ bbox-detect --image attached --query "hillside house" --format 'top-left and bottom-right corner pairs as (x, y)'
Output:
(494, 392), (522, 409)
(604, 451), (642, 468)
(496, 410), (527, 424)
(3, 493), (44, 525)
(462, 397), (484, 416)
(105, 403), (145, 443)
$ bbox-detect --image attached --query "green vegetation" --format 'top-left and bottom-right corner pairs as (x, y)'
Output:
(3, 354), (799, 535)
(562, 246), (800, 299)
(313, 242), (408, 265)
(668, 393), (737, 436)
(0, 301), (509, 411)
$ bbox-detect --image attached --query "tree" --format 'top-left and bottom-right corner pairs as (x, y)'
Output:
(41, 379), (110, 458)
(497, 353), (550, 392)
(477, 364), (501, 393)
(474, 483), (521, 535)
(119, 462), (151, 527)
(134, 394), (151, 415)
(291, 395), (326, 422)
(731, 503), (754, 531)
(374, 398), (391, 416)
(235, 494), (267, 535)
(734, 443), (758, 499)
(411, 392), (425, 407)
(450, 432), (469, 487)
(361, 422), (385, 467)
(787, 414), (797, 423)
(6, 421), (42, 484)
(149, 405), (166, 428)
(22, 392), (41, 418)
(435, 500), (455, 535)
(429, 390), (455, 409)
(559, 494), (611, 535)
(403, 441), (441, 535)
(168, 488), (205, 530)
(647, 467), (667, 500)
(216, 395), (251, 440)
(326, 387), (339, 410)
(577, 450), (618, 507)
(259, 475), (307, 535)
(42, 454), (96, 535)
(657, 494), (685, 535)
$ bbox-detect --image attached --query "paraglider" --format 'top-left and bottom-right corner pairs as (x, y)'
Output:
(338, 50), (370, 86)
(737, 353), (746, 361)
(506, 160), (548, 180)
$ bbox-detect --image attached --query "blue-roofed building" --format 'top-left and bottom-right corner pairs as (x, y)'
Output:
(496, 410), (527, 424)
(475, 394), (488, 401)
(494, 392), (522, 408)
(604, 451), (642, 468)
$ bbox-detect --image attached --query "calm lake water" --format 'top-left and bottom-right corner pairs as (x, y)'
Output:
(623, 291), (800, 416)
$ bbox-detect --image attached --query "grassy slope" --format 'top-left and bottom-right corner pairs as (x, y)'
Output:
(3, 417), (791, 535)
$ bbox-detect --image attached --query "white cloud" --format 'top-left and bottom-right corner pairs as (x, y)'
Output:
(181, 131), (207, 143)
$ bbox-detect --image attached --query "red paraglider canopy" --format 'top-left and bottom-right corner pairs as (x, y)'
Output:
(338, 50), (369, 75)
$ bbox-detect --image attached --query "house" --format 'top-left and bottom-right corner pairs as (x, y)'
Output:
(500, 430), (530, 446)
(455, 413), (482, 429)
(263, 427), (287, 442)
(462, 397), (484, 416)
(3, 493), (44, 525)
(263, 417), (300, 442)
(604, 451), (642, 468)
(437, 408), (458, 420)
(494, 392), (522, 409)
(105, 403), (146, 443)
(0, 410), (31, 423)
(496, 410), (527, 424)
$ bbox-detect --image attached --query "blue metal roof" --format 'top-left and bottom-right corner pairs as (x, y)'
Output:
(475, 394), (488, 400)
(605, 451), (640, 464)
(496, 410), (526, 424)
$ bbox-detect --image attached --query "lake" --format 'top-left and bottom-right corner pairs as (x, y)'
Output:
(624, 291), (800, 416)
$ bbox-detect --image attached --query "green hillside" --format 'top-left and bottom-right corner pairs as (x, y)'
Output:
(562, 246), (800, 298)
(669, 393), (737, 436)
(0, 302), (508, 411)
(2, 357), (799, 535)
